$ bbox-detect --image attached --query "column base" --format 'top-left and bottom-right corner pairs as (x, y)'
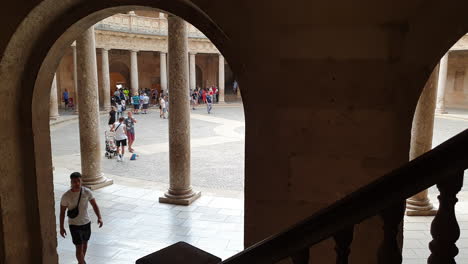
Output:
(406, 199), (438, 216)
(49, 115), (60, 120)
(83, 177), (114, 190)
(435, 108), (447, 114)
(159, 191), (201, 206)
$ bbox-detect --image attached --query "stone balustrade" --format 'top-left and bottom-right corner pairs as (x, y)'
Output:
(95, 13), (207, 39)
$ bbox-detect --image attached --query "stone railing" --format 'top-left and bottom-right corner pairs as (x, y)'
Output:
(95, 13), (207, 39)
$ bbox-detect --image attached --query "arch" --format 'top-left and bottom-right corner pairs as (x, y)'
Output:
(0, 1), (244, 262)
(109, 61), (131, 90)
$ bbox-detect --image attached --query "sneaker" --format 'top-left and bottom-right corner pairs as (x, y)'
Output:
(117, 155), (121, 162)
(121, 156), (125, 162)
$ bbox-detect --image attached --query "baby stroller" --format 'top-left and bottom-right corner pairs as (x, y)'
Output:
(104, 131), (118, 159)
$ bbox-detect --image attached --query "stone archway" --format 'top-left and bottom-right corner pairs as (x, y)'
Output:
(110, 61), (130, 91)
(0, 1), (242, 263)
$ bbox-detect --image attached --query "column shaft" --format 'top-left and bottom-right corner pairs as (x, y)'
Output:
(73, 45), (79, 114)
(101, 48), (111, 110)
(130, 50), (139, 96)
(76, 27), (113, 189)
(159, 16), (200, 205)
(406, 65), (439, 216)
(49, 73), (60, 120)
(435, 53), (448, 114)
(218, 54), (225, 103)
(160, 52), (168, 92)
(189, 53), (196, 91)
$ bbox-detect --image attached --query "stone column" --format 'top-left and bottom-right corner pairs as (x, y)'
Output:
(160, 52), (168, 92)
(189, 52), (196, 91)
(130, 50), (139, 96)
(218, 54), (225, 103)
(159, 15), (200, 205)
(72, 45), (79, 114)
(406, 65), (439, 216)
(76, 26), (113, 189)
(435, 53), (449, 114)
(101, 48), (111, 110)
(49, 73), (60, 120)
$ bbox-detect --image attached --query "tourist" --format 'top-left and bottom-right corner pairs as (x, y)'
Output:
(111, 117), (127, 161)
(139, 93), (145, 112)
(116, 103), (123, 118)
(123, 88), (130, 103)
(59, 172), (103, 264)
(142, 93), (150, 114)
(206, 88), (213, 114)
(63, 89), (69, 109)
(121, 99), (126, 112)
(202, 88), (207, 104)
(125, 111), (137, 153)
(131, 93), (140, 114)
(159, 96), (166, 119)
(233, 80), (238, 94)
(108, 106), (116, 129)
(212, 85), (218, 103)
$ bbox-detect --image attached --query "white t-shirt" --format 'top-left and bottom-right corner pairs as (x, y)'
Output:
(143, 96), (150, 104)
(160, 99), (166, 108)
(60, 187), (94, 226)
(114, 122), (127, 140)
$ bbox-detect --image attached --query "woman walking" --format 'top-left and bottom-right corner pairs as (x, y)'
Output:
(108, 106), (116, 129)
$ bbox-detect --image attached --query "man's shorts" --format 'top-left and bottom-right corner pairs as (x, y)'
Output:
(163, 108), (167, 113)
(127, 132), (135, 142)
(133, 104), (139, 110)
(143, 104), (149, 109)
(116, 139), (127, 147)
(69, 222), (91, 245)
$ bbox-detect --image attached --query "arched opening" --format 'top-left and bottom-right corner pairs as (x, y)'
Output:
(404, 34), (468, 263)
(109, 61), (130, 91)
(0, 1), (245, 263)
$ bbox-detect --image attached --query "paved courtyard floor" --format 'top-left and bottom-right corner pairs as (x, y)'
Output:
(51, 105), (468, 263)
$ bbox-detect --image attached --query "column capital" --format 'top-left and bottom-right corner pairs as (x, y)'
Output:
(189, 52), (197, 55)
(130, 49), (139, 53)
(128, 11), (136, 16)
(101, 48), (110, 52)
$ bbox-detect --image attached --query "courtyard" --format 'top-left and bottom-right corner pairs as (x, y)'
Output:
(52, 105), (468, 264)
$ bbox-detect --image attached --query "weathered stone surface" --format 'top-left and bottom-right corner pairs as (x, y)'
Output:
(101, 48), (111, 110)
(76, 26), (113, 188)
(130, 49), (139, 95)
(159, 15), (199, 205)
(406, 66), (439, 216)
(49, 73), (60, 119)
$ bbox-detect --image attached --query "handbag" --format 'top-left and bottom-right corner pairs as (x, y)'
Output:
(67, 187), (82, 219)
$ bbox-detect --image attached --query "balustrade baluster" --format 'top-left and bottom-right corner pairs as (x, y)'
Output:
(333, 226), (354, 264)
(291, 248), (309, 264)
(428, 170), (464, 264)
(377, 201), (405, 264)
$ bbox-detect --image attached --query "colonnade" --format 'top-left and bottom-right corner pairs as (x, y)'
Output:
(49, 17), (204, 204)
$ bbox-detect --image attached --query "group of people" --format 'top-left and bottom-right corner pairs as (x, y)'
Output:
(191, 86), (217, 114)
(108, 107), (137, 162)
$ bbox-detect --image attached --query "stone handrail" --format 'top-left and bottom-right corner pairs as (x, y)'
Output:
(95, 13), (207, 39)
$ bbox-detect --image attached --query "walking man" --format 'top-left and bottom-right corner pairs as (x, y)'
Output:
(60, 172), (103, 264)
(125, 111), (137, 152)
(111, 116), (127, 161)
(142, 93), (150, 114)
(63, 89), (69, 109)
